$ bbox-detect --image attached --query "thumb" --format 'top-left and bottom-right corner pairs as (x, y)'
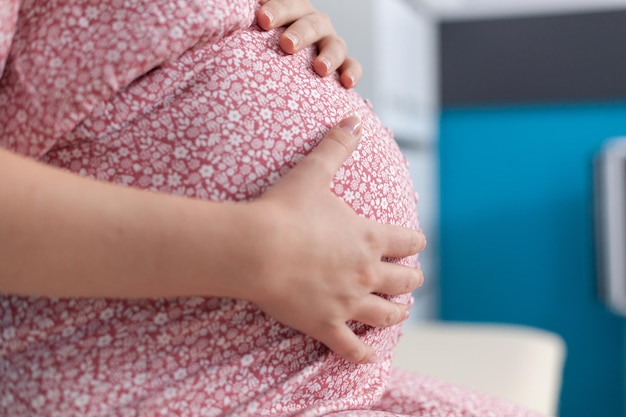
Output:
(294, 115), (362, 187)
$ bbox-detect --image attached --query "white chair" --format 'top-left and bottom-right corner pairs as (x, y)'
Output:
(393, 321), (567, 416)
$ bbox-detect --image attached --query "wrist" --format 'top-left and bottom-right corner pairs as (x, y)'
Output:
(181, 199), (277, 302)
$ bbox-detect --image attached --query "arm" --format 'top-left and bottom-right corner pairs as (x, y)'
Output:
(0, 144), (247, 299)
(257, 0), (362, 89)
(0, 116), (425, 364)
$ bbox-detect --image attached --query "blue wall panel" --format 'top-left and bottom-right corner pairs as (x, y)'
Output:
(439, 102), (626, 417)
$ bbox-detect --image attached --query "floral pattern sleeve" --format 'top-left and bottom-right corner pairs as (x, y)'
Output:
(0, 0), (255, 159)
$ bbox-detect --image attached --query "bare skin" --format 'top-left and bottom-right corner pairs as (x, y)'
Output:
(257, 0), (363, 88)
(0, 117), (425, 364)
(0, 1), (424, 365)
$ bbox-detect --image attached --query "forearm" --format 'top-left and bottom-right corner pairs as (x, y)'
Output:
(0, 148), (254, 299)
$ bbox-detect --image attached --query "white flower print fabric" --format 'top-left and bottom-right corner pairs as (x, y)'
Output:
(0, 1), (546, 416)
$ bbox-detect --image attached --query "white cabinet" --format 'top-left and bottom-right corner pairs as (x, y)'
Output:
(312, 0), (440, 320)
(311, 0), (438, 143)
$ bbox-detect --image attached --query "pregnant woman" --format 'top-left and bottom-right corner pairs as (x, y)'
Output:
(0, 0), (544, 416)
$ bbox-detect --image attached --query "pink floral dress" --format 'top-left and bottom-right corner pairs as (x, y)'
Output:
(0, 1), (545, 416)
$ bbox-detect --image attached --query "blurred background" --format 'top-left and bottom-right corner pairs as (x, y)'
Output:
(312, 1), (626, 416)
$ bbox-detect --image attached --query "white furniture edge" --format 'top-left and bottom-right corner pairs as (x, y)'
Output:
(393, 321), (566, 416)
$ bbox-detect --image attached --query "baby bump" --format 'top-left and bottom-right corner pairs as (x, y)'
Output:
(36, 26), (420, 414)
(46, 26), (418, 234)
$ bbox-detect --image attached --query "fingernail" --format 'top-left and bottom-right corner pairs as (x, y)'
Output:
(339, 115), (362, 136)
(263, 10), (275, 27)
(404, 308), (411, 320)
(366, 353), (378, 364)
(345, 72), (356, 87)
(320, 56), (332, 73)
(284, 32), (300, 49)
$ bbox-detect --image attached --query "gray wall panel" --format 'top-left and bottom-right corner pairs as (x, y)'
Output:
(440, 11), (626, 105)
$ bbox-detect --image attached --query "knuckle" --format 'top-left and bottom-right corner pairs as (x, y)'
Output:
(317, 12), (331, 26)
(357, 265), (377, 289)
(305, 153), (329, 172)
(328, 129), (355, 154)
(312, 13), (332, 37)
(383, 311), (395, 327)
(404, 274), (413, 293)
(363, 228), (381, 251)
(325, 320), (342, 336)
(335, 36), (347, 53)
(268, 0), (285, 17)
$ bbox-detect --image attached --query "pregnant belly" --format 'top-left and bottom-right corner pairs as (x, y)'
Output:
(46, 25), (418, 234)
(30, 26), (420, 414)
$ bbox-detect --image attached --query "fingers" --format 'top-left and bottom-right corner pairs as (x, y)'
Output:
(319, 322), (378, 364)
(312, 35), (347, 77)
(257, 0), (316, 31)
(279, 13), (335, 55)
(374, 264), (424, 296)
(294, 116), (362, 187)
(320, 294), (413, 364)
(338, 57), (362, 89)
(377, 223), (427, 259)
(354, 295), (410, 328)
(258, 0), (361, 89)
